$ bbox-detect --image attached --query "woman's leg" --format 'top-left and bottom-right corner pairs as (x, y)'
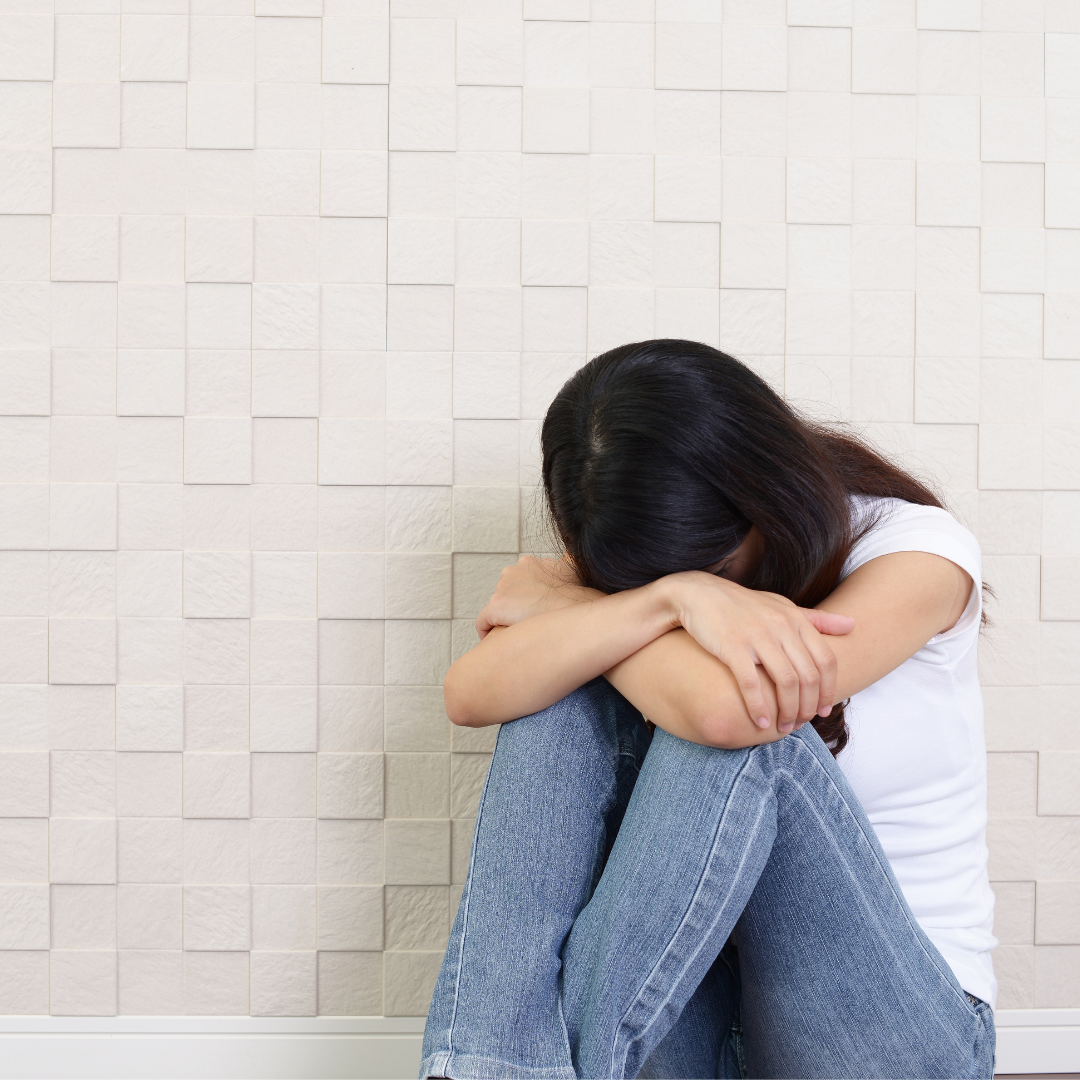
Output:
(560, 724), (995, 1080)
(635, 944), (742, 1080)
(419, 678), (653, 1080)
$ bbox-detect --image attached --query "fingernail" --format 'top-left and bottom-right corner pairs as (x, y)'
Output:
(756, 716), (771, 729)
(818, 706), (832, 717)
(779, 722), (794, 734)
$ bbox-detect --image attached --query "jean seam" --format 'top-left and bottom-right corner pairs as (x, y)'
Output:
(780, 735), (975, 1017)
(439, 727), (499, 1077)
(607, 747), (767, 1079)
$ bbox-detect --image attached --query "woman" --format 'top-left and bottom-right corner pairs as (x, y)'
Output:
(420, 340), (996, 1080)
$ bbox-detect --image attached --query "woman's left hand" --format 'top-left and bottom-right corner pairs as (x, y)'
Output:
(476, 556), (601, 639)
(660, 571), (856, 731)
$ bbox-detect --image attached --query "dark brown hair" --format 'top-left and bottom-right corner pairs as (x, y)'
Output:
(541, 340), (945, 755)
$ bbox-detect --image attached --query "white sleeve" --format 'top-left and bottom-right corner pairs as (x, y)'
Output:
(842, 498), (983, 637)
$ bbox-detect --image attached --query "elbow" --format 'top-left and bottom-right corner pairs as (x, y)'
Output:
(442, 666), (483, 727)
(679, 688), (755, 749)
(691, 712), (742, 749)
(442, 676), (471, 727)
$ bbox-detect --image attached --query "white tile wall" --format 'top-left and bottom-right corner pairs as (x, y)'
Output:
(0, 0), (1077, 1018)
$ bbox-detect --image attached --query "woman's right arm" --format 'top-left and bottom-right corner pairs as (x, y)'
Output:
(444, 558), (847, 745)
(443, 581), (679, 727)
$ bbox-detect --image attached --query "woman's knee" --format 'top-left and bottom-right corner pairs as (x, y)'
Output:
(493, 678), (647, 767)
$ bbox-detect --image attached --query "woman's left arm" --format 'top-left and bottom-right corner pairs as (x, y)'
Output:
(811, 549), (973, 698)
(605, 550), (973, 748)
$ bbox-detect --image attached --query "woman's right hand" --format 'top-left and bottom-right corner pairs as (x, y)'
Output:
(658, 571), (856, 732)
(475, 555), (602, 639)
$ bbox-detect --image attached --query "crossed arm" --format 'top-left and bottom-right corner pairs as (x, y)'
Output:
(443, 551), (974, 750)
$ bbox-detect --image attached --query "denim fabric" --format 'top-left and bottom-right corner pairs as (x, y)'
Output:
(421, 678), (996, 1080)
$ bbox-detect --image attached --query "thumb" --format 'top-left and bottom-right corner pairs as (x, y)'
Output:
(801, 608), (856, 636)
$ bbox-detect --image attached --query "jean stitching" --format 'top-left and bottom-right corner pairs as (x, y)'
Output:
(780, 734), (975, 1017)
(440, 725), (500, 1075)
(608, 747), (769, 1078)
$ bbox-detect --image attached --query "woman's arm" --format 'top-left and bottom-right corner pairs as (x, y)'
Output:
(442, 582), (676, 727)
(445, 556), (854, 732)
(606, 550), (973, 748)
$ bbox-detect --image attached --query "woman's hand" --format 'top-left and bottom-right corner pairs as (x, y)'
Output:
(476, 555), (601, 639)
(660, 571), (856, 732)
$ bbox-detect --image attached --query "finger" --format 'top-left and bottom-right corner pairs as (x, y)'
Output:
(728, 658), (771, 730)
(779, 636), (822, 723)
(801, 609), (856, 636)
(755, 643), (800, 729)
(475, 609), (494, 639)
(800, 625), (839, 718)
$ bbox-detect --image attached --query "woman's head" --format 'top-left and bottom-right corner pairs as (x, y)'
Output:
(540, 339), (943, 751)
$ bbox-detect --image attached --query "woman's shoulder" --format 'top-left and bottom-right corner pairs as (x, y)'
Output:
(843, 495), (982, 583)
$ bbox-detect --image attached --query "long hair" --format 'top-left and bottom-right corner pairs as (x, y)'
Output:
(540, 340), (944, 755)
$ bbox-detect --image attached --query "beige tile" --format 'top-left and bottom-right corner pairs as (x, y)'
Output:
(250, 818), (317, 885)
(50, 950), (117, 1016)
(452, 553), (515, 620)
(251, 885), (317, 951)
(0, 951), (49, 1014)
(118, 950), (183, 1015)
(52, 884), (117, 949)
(385, 885), (450, 951)
(251, 951), (316, 1017)
(1038, 686), (1080, 751)
(450, 753), (490, 819)
(317, 620), (384, 686)
(183, 885), (251, 951)
(318, 686), (384, 753)
(117, 884), (182, 951)
(317, 753), (384, 819)
(183, 951), (249, 1015)
(317, 951), (382, 1015)
(383, 819), (450, 885)
(251, 753), (316, 818)
(1037, 817), (1080, 878)
(1038, 751), (1080, 815)
(994, 944), (1035, 1009)
(987, 752), (1038, 816)
(385, 752), (450, 818)
(991, 881), (1035, 945)
(1034, 944), (1080, 1007)
(982, 686), (1039, 752)
(1036, 879), (1080, 944)
(317, 885), (384, 951)
(384, 685), (450, 752)
(384, 949), (443, 1017)
(987, 817), (1038, 880)
(317, 820), (383, 885)
(451, 817), (475, 885)
(451, 486), (520, 553)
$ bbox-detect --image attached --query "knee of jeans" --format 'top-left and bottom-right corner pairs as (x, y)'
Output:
(496, 678), (637, 762)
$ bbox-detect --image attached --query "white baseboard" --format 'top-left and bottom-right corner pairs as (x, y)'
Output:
(0, 1011), (1075, 1078)
(0, 1017), (426, 1080)
(996, 1009), (1080, 1074)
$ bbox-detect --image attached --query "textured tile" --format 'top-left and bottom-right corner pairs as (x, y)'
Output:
(0, 3), (1075, 1021)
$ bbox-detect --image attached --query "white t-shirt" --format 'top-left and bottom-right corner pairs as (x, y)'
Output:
(836, 496), (997, 1009)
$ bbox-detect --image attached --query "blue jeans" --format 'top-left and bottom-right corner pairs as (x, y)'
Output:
(421, 679), (995, 1080)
